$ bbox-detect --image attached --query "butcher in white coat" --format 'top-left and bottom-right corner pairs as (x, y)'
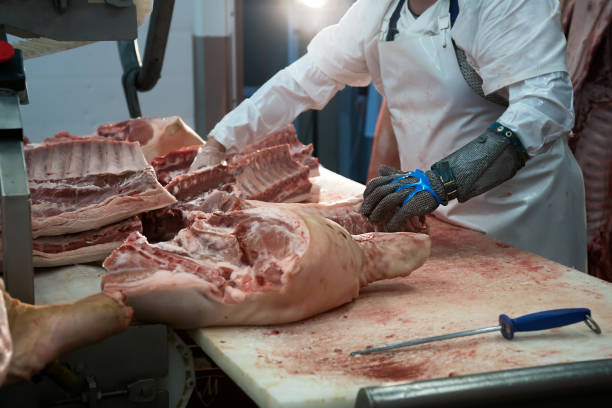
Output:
(193, 0), (587, 272)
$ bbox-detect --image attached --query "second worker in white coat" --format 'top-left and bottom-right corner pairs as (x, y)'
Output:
(194, 0), (587, 272)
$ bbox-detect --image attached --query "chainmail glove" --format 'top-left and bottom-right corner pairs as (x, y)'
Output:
(361, 122), (529, 232)
(361, 165), (448, 232)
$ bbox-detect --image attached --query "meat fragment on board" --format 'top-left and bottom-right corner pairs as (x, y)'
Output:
(102, 206), (430, 329)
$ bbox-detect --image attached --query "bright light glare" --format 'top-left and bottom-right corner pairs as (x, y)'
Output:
(297, 0), (328, 9)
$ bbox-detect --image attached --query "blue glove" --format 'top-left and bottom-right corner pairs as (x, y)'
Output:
(361, 123), (529, 232)
(361, 166), (446, 232)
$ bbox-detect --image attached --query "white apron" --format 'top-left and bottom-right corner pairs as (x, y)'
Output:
(376, 2), (587, 271)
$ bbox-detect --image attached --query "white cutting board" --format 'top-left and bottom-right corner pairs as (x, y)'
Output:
(190, 169), (612, 408)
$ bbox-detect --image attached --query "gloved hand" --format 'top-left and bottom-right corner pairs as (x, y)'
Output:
(361, 166), (447, 232)
(361, 123), (529, 232)
(188, 136), (226, 171)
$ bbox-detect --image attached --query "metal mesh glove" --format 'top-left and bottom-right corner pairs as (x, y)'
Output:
(431, 123), (528, 203)
(361, 123), (529, 231)
(361, 166), (447, 232)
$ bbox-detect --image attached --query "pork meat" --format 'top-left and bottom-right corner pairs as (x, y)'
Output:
(102, 207), (430, 329)
(0, 286), (132, 385)
(24, 139), (176, 238)
(96, 116), (204, 163)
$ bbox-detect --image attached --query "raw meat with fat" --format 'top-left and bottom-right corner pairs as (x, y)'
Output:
(225, 125), (319, 176)
(151, 145), (201, 185)
(102, 207), (430, 329)
(562, 0), (612, 281)
(31, 217), (142, 267)
(155, 125), (318, 185)
(96, 116), (204, 163)
(0, 287), (132, 385)
(0, 217), (142, 269)
(24, 139), (176, 238)
(143, 190), (427, 243)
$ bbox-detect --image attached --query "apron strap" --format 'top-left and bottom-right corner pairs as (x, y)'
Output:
(386, 0), (407, 41)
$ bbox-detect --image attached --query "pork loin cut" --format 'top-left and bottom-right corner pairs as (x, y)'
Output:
(167, 144), (312, 205)
(102, 207), (430, 329)
(24, 139), (176, 238)
(96, 116), (204, 163)
(156, 125), (318, 185)
(226, 125), (319, 176)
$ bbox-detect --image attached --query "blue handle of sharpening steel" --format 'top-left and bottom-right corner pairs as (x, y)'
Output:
(498, 308), (591, 340)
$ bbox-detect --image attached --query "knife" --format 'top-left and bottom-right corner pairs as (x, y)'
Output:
(351, 308), (601, 356)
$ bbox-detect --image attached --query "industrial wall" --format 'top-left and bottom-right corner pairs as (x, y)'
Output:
(17, 1), (195, 141)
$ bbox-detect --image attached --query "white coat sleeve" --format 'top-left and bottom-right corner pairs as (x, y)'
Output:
(497, 71), (574, 155)
(453, 0), (568, 95)
(210, 0), (379, 153)
(209, 54), (345, 154)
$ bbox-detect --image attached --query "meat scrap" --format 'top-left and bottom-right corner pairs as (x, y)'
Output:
(102, 207), (431, 329)
(0, 281), (132, 385)
(23, 139), (176, 238)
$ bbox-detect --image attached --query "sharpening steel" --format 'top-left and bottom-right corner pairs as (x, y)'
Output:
(351, 308), (601, 356)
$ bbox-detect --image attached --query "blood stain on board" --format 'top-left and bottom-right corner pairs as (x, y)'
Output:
(352, 358), (428, 381)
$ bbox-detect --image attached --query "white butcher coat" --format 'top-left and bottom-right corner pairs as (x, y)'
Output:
(210, 0), (587, 271)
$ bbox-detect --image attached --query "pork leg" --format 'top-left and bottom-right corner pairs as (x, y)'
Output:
(1, 290), (132, 385)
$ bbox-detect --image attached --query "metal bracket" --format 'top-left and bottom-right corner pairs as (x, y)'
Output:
(0, 25), (34, 303)
(117, 0), (175, 118)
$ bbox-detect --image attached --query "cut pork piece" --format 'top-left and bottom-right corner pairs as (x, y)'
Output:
(143, 146), (313, 242)
(24, 139), (176, 238)
(166, 144), (312, 205)
(32, 217), (142, 267)
(156, 125), (318, 185)
(102, 207), (430, 329)
(143, 190), (427, 243)
(225, 125), (319, 176)
(151, 145), (201, 185)
(1, 288), (132, 384)
(0, 217), (142, 269)
(96, 116), (204, 163)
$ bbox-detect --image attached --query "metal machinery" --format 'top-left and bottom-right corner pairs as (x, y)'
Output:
(355, 359), (612, 407)
(0, 1), (194, 406)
